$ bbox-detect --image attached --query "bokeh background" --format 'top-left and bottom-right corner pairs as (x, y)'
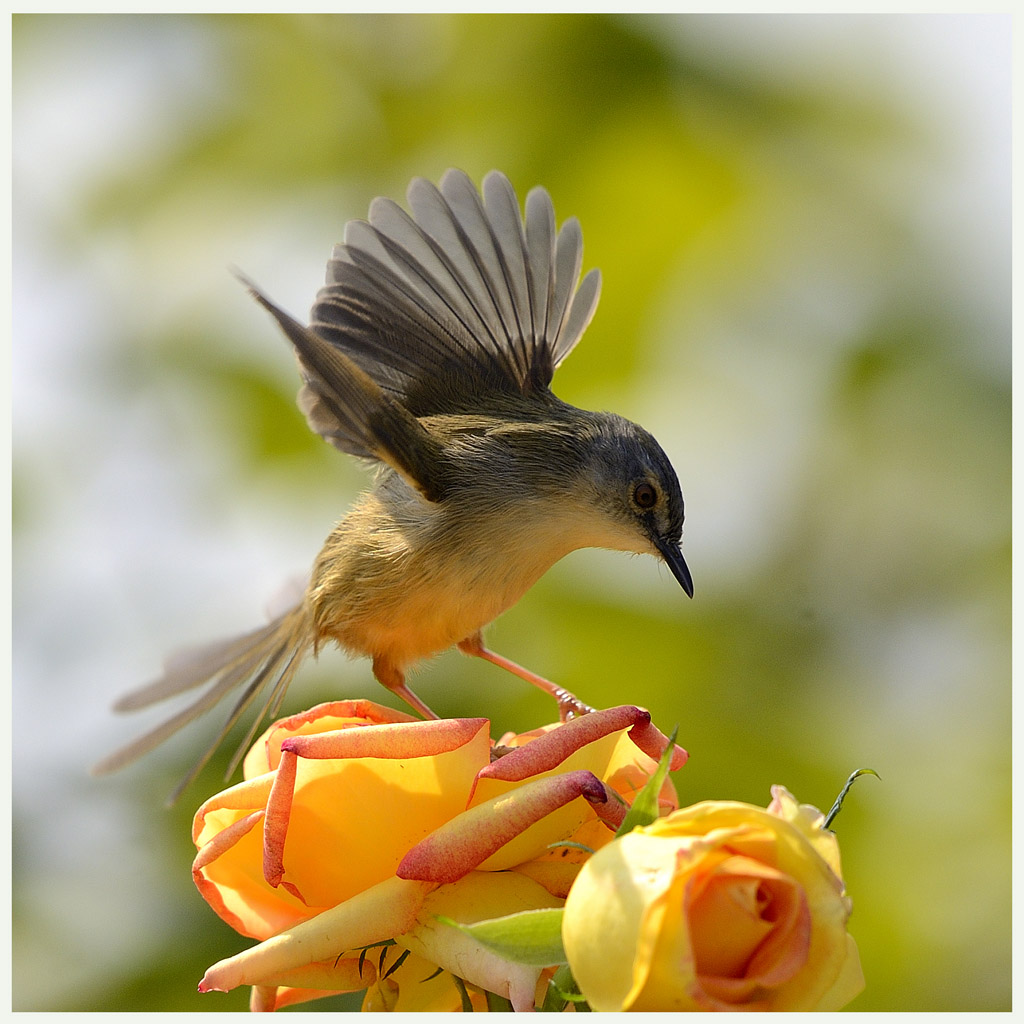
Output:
(12, 13), (1010, 1012)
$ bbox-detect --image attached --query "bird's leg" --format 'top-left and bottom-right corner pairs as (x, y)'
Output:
(457, 633), (595, 722)
(372, 656), (440, 721)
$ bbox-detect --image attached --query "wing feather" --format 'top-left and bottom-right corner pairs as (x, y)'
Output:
(482, 171), (534, 379)
(238, 271), (450, 501)
(437, 170), (524, 369)
(550, 218), (583, 350)
(525, 185), (556, 367)
(302, 169), (601, 421)
(405, 177), (513, 366)
(554, 267), (602, 366)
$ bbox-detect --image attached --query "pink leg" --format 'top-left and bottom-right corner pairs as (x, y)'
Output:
(372, 656), (439, 721)
(457, 633), (594, 721)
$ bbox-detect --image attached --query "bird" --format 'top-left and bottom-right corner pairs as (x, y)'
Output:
(93, 169), (694, 801)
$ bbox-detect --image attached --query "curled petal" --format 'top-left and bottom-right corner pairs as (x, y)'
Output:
(192, 775), (273, 846)
(255, 957), (374, 994)
(247, 952), (371, 1011)
(282, 717), (490, 761)
(626, 716), (688, 771)
(477, 706), (685, 790)
(263, 750), (298, 890)
(192, 810), (266, 932)
(398, 770), (608, 883)
(244, 700), (418, 775)
(198, 876), (432, 994)
(479, 707), (644, 784)
(591, 783), (627, 831)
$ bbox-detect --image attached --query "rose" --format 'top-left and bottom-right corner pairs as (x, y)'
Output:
(191, 700), (490, 940)
(562, 786), (865, 1011)
(193, 700), (684, 1009)
(193, 701), (679, 936)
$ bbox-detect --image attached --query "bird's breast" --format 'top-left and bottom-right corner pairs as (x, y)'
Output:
(308, 492), (577, 670)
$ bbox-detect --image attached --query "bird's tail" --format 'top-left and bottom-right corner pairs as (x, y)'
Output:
(92, 598), (313, 804)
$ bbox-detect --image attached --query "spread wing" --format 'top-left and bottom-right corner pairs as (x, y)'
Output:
(299, 169), (601, 443)
(237, 271), (451, 502)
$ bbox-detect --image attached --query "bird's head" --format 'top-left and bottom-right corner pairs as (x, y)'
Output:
(567, 413), (693, 598)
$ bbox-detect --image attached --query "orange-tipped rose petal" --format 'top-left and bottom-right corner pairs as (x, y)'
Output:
(263, 749), (299, 890)
(192, 810), (266, 932)
(244, 700), (419, 775)
(478, 707), (648, 783)
(398, 770), (608, 883)
(478, 706), (686, 786)
(281, 717), (489, 761)
(625, 716), (688, 771)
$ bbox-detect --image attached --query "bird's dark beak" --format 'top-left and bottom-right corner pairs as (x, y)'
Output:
(655, 537), (694, 598)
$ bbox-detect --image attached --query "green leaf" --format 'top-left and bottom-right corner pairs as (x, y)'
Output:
(542, 965), (591, 1012)
(615, 724), (679, 837)
(435, 908), (567, 967)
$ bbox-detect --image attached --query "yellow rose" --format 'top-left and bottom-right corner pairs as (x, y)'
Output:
(562, 786), (864, 1011)
(194, 701), (684, 1010)
(192, 700), (490, 940)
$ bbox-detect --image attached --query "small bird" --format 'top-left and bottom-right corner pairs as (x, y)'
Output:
(94, 169), (693, 800)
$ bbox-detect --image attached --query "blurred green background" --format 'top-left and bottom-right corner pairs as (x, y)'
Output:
(12, 13), (1009, 1012)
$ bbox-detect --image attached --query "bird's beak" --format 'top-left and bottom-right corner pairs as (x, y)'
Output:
(654, 537), (694, 598)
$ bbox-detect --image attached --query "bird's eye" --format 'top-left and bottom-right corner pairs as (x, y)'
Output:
(633, 482), (658, 509)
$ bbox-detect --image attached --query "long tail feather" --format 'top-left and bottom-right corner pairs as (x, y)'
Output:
(111, 620), (285, 712)
(163, 642), (304, 807)
(92, 601), (311, 802)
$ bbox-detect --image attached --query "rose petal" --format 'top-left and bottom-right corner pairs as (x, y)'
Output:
(563, 828), (689, 1011)
(768, 784), (844, 881)
(397, 871), (561, 1012)
(398, 771), (608, 883)
(198, 875), (432, 993)
(243, 700), (419, 776)
(813, 934), (866, 1010)
(477, 706), (678, 786)
(246, 954), (372, 1010)
(689, 856), (809, 989)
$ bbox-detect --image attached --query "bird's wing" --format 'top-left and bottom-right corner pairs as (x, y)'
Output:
(300, 168), (601, 426)
(238, 271), (450, 502)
